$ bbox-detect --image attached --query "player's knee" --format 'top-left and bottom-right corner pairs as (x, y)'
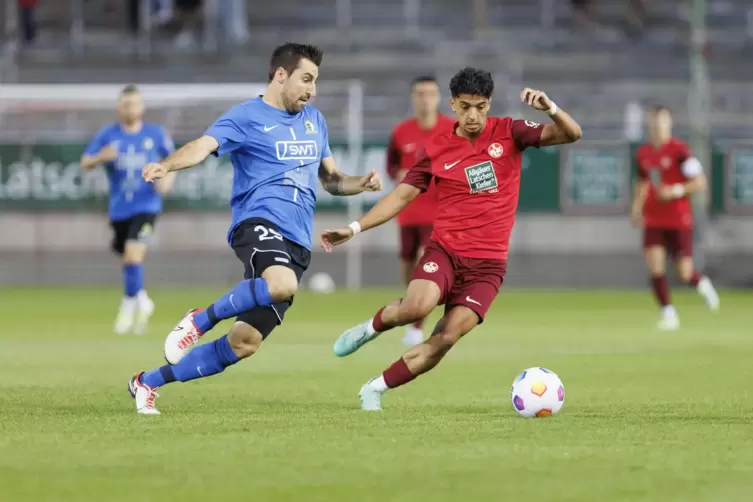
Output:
(266, 279), (297, 302)
(122, 242), (146, 264)
(228, 323), (263, 359)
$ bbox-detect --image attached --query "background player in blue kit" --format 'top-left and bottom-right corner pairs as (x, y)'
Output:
(128, 43), (382, 414)
(80, 85), (176, 336)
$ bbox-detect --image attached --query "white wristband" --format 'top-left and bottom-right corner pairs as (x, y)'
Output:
(348, 221), (361, 235)
(672, 183), (685, 198)
(545, 102), (558, 117)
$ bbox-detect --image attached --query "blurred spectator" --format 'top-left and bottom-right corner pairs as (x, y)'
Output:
(17, 0), (38, 43)
(218, 0), (249, 46)
(126, 0), (174, 34)
(626, 0), (648, 36)
(571, 0), (597, 29)
(174, 0), (202, 49)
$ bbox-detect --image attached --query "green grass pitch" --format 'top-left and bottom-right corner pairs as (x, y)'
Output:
(0, 287), (752, 501)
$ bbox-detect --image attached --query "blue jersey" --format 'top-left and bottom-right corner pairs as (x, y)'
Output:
(205, 97), (332, 249)
(84, 122), (175, 221)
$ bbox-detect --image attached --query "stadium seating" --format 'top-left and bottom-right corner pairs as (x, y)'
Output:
(1, 0), (751, 141)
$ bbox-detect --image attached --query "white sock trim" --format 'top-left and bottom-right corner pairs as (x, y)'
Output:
(369, 375), (389, 393)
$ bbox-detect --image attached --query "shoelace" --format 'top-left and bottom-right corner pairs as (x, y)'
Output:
(144, 386), (160, 409)
(177, 331), (198, 350)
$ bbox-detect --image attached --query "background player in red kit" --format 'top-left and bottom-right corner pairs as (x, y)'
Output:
(632, 106), (720, 331)
(386, 76), (455, 346)
(321, 68), (582, 411)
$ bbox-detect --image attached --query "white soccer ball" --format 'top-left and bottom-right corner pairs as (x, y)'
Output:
(308, 272), (335, 294)
(510, 367), (565, 418)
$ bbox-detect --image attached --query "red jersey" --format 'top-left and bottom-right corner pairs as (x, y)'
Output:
(386, 115), (456, 226)
(403, 117), (544, 260)
(636, 138), (697, 229)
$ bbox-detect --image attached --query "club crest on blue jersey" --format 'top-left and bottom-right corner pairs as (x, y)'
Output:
(304, 120), (316, 134)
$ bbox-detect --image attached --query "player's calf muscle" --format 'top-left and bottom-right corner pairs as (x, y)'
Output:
(228, 323), (263, 358)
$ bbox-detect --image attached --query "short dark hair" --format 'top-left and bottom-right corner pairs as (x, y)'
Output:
(120, 84), (139, 96)
(411, 75), (437, 87)
(268, 43), (324, 82)
(649, 104), (671, 114)
(449, 67), (494, 99)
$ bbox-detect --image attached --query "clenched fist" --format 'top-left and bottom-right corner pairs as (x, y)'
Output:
(520, 88), (554, 112)
(142, 162), (169, 183)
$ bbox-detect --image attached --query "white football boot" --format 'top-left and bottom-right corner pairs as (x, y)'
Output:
(657, 305), (680, 331)
(164, 309), (204, 364)
(401, 325), (424, 346)
(696, 276), (720, 312)
(114, 297), (137, 335)
(128, 373), (160, 415)
(359, 378), (385, 411)
(132, 291), (155, 335)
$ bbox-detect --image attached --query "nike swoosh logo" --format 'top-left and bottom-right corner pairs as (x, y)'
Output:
(263, 125), (279, 132)
(466, 296), (482, 306)
(444, 160), (461, 170)
(196, 366), (204, 376)
(229, 294), (236, 310)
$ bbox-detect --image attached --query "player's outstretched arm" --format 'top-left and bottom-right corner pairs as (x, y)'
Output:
(318, 156), (383, 196)
(80, 145), (118, 170)
(320, 183), (420, 251)
(520, 88), (582, 146)
(142, 135), (219, 182)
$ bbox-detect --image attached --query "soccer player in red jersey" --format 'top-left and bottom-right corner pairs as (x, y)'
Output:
(632, 106), (720, 330)
(386, 76), (455, 346)
(321, 68), (582, 410)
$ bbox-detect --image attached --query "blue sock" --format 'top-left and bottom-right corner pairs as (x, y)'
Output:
(140, 335), (241, 388)
(123, 264), (143, 297)
(193, 279), (272, 333)
(140, 365), (176, 388)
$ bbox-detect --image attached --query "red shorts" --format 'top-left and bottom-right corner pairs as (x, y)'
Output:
(399, 224), (433, 261)
(643, 227), (693, 258)
(412, 240), (507, 322)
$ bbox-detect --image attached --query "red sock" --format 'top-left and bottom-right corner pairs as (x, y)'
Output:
(382, 357), (416, 389)
(372, 306), (390, 333)
(688, 271), (702, 287)
(412, 318), (424, 330)
(651, 276), (671, 307)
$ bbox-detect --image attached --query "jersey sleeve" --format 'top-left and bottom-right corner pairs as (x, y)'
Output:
(83, 126), (111, 156)
(676, 141), (702, 178)
(511, 119), (544, 151)
(402, 148), (433, 192)
(157, 126), (176, 158)
(385, 132), (402, 180)
(205, 104), (249, 156)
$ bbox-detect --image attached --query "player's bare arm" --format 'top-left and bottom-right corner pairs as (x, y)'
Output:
(80, 144), (118, 170)
(520, 88), (582, 146)
(631, 179), (649, 226)
(320, 183), (420, 251)
(658, 164), (707, 201)
(317, 155), (383, 196)
(142, 135), (219, 182)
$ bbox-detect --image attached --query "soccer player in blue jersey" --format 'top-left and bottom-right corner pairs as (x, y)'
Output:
(80, 85), (176, 335)
(128, 43), (382, 414)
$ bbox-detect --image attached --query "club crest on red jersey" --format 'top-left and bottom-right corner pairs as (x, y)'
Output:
(661, 156), (671, 168)
(488, 143), (504, 158)
(423, 261), (439, 273)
